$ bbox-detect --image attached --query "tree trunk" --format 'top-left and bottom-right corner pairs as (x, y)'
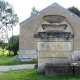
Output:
(6, 26), (9, 43)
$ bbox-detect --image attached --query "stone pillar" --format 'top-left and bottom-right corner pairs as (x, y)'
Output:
(37, 38), (73, 73)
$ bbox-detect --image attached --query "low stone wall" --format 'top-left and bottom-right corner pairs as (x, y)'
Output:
(45, 63), (73, 76)
(45, 62), (80, 76)
(19, 50), (37, 62)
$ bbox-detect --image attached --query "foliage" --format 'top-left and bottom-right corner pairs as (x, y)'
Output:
(68, 6), (80, 17)
(0, 48), (13, 56)
(0, 69), (80, 80)
(8, 35), (19, 55)
(0, 41), (7, 48)
(9, 35), (19, 44)
(30, 6), (39, 16)
(0, 0), (19, 41)
(0, 41), (8, 56)
(11, 35), (19, 55)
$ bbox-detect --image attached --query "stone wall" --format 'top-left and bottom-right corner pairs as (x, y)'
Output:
(19, 3), (80, 61)
(19, 50), (37, 61)
(20, 3), (80, 51)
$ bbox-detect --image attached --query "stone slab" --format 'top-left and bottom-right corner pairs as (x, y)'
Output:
(45, 63), (73, 76)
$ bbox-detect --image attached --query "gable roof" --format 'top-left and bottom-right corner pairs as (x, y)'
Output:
(19, 2), (80, 25)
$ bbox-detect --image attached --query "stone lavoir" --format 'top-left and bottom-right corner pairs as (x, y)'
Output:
(20, 3), (80, 76)
(34, 15), (74, 76)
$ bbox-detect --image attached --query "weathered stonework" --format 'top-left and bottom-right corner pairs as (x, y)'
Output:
(19, 50), (37, 61)
(74, 64), (80, 75)
(19, 2), (80, 62)
(37, 37), (73, 73)
(45, 63), (73, 76)
(72, 51), (80, 61)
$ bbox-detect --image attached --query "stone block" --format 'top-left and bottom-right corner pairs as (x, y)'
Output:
(74, 64), (80, 75)
(45, 63), (73, 76)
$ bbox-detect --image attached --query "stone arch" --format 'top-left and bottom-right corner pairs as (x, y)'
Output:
(65, 19), (74, 34)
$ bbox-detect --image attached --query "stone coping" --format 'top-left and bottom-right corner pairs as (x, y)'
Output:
(34, 31), (74, 39)
(45, 62), (72, 66)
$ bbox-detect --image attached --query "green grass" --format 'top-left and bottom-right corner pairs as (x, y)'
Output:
(0, 69), (80, 80)
(0, 56), (37, 65)
(0, 48), (37, 65)
(0, 56), (11, 65)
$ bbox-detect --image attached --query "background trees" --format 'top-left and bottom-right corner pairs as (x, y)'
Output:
(68, 6), (80, 17)
(0, 0), (19, 42)
(30, 7), (39, 16)
(30, 6), (80, 17)
(0, 0), (19, 56)
(0, 41), (7, 56)
(8, 35), (19, 55)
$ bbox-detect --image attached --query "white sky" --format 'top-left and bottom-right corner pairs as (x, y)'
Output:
(5, 0), (80, 37)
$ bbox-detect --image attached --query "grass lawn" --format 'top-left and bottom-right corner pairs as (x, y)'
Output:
(0, 56), (37, 65)
(0, 69), (80, 80)
(0, 48), (37, 65)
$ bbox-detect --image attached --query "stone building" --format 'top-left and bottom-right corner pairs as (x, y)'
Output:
(19, 2), (80, 61)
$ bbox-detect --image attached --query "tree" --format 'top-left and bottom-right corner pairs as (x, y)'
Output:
(30, 7), (39, 16)
(9, 35), (19, 44)
(8, 35), (19, 55)
(68, 6), (80, 17)
(12, 35), (19, 55)
(0, 0), (19, 42)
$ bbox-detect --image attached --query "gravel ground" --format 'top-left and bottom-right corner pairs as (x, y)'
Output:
(0, 64), (35, 71)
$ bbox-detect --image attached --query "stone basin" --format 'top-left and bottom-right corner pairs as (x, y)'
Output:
(43, 15), (66, 23)
(45, 63), (73, 76)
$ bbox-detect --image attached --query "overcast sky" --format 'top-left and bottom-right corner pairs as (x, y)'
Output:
(5, 0), (80, 37)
